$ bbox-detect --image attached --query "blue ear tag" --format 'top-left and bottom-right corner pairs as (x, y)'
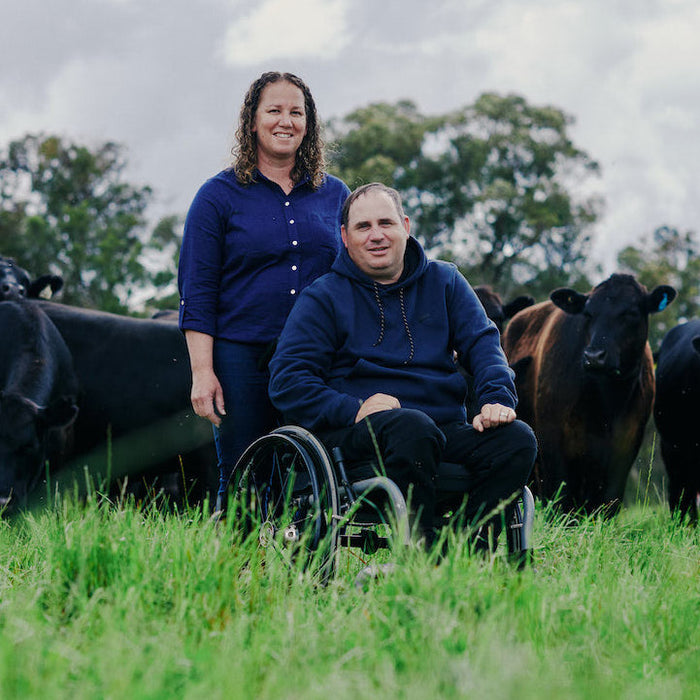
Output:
(658, 293), (668, 311)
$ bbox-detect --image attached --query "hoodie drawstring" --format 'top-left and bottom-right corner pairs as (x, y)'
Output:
(372, 283), (385, 347)
(399, 288), (415, 365)
(372, 283), (415, 365)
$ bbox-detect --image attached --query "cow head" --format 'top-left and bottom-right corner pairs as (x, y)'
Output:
(474, 285), (535, 334)
(551, 273), (676, 379)
(0, 391), (78, 513)
(0, 257), (31, 301)
(0, 256), (63, 301)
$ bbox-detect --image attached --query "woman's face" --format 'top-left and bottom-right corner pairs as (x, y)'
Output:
(253, 81), (307, 164)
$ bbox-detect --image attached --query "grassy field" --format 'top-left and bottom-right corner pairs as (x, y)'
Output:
(0, 484), (698, 699)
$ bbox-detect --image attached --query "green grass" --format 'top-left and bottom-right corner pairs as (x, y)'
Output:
(0, 489), (698, 699)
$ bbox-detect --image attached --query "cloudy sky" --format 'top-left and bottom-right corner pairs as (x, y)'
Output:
(2, 0), (699, 274)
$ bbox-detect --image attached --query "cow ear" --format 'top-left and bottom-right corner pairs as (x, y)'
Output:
(41, 397), (79, 428)
(27, 274), (64, 299)
(502, 295), (535, 319)
(550, 288), (588, 314)
(646, 285), (676, 314)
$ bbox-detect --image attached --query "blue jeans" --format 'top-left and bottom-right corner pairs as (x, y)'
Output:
(213, 339), (278, 497)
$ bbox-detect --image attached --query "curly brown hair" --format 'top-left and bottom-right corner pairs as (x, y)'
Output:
(232, 72), (326, 189)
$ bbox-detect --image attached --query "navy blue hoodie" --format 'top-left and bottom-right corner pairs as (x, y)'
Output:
(268, 237), (516, 431)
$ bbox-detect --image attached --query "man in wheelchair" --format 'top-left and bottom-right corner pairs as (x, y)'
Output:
(269, 183), (537, 551)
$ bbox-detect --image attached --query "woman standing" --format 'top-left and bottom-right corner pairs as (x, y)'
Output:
(178, 72), (349, 506)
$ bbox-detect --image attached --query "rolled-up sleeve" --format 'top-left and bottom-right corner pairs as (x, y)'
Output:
(178, 183), (223, 336)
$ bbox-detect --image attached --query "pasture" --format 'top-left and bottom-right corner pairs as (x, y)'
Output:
(0, 483), (698, 699)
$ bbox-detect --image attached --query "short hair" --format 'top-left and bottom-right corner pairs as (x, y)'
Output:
(232, 71), (326, 189)
(341, 182), (406, 228)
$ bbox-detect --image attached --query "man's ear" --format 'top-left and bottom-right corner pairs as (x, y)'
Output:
(403, 216), (410, 237)
(340, 224), (348, 248)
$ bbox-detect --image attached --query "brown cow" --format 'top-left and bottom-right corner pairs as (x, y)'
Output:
(503, 273), (675, 513)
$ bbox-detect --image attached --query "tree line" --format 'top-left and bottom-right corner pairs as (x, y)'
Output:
(1, 93), (697, 347)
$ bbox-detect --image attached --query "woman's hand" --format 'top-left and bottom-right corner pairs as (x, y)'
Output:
(191, 368), (225, 427)
(184, 330), (225, 427)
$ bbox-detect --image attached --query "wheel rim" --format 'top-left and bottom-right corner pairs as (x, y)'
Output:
(232, 433), (332, 565)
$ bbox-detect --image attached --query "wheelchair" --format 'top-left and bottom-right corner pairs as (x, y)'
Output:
(228, 424), (535, 584)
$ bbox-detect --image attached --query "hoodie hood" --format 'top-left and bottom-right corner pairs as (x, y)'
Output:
(331, 237), (428, 365)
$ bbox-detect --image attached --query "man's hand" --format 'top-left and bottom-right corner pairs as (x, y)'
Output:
(191, 368), (226, 427)
(472, 403), (515, 433)
(355, 393), (401, 423)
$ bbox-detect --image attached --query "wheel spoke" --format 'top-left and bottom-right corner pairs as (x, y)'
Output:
(230, 431), (339, 584)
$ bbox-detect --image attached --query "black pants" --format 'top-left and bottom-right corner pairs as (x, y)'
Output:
(320, 408), (537, 549)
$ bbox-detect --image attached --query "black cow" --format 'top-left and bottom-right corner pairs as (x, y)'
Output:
(32, 300), (217, 503)
(503, 273), (675, 513)
(0, 255), (63, 301)
(653, 319), (700, 521)
(0, 300), (79, 511)
(473, 285), (535, 334)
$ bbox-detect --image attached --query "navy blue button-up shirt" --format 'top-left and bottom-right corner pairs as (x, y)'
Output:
(178, 169), (349, 344)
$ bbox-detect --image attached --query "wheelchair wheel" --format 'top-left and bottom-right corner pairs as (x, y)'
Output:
(506, 485), (535, 561)
(230, 428), (340, 584)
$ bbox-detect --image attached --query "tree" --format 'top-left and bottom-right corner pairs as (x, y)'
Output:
(0, 134), (180, 314)
(327, 101), (441, 190)
(617, 225), (700, 350)
(327, 94), (602, 300)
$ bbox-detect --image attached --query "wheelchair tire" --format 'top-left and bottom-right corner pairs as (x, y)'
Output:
(230, 428), (340, 584)
(506, 485), (535, 561)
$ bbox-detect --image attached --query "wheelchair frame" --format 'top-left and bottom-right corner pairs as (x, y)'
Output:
(229, 425), (535, 583)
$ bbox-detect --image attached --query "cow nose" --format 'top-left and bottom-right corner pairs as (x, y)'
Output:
(583, 347), (607, 369)
(1, 282), (24, 298)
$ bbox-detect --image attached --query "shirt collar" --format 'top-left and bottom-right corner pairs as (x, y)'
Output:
(254, 168), (311, 191)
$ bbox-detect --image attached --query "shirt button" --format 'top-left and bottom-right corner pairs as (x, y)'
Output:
(290, 289), (296, 295)
(180, 300), (184, 305)
(292, 240), (298, 246)
(289, 219), (295, 224)
(291, 265), (297, 271)
(285, 201), (290, 207)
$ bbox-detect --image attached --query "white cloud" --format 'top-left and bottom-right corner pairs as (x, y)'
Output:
(220, 0), (350, 66)
(415, 0), (700, 272)
(2, 0), (700, 278)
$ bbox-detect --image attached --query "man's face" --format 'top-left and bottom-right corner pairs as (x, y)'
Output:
(341, 190), (410, 284)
